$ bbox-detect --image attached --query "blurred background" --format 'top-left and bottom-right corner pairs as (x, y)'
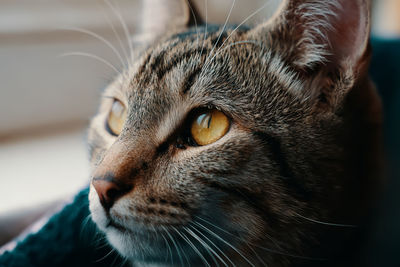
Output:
(0, 0), (399, 262)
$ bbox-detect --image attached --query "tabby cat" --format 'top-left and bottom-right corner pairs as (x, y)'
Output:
(88, 0), (382, 266)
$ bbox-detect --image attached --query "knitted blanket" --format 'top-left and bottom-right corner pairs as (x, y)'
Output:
(0, 188), (127, 267)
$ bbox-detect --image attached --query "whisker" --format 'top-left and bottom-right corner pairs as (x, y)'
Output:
(185, 0), (200, 48)
(79, 214), (97, 245)
(193, 220), (255, 267)
(184, 226), (220, 267)
(193, 215), (266, 266)
(199, 0), (208, 59)
(96, 247), (116, 263)
(160, 231), (173, 264)
(58, 52), (120, 74)
(163, 226), (185, 267)
(293, 212), (357, 228)
(214, 0), (273, 57)
(100, 5), (130, 63)
(203, 0), (236, 67)
(196, 216), (326, 261)
(173, 226), (211, 267)
(60, 27), (126, 69)
(118, 256), (129, 267)
(200, 40), (261, 76)
(246, 243), (269, 267)
(110, 250), (121, 267)
(94, 237), (111, 250)
(189, 224), (232, 267)
(103, 0), (134, 63)
(80, 214), (93, 233)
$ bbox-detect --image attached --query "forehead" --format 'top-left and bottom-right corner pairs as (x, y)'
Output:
(105, 24), (304, 133)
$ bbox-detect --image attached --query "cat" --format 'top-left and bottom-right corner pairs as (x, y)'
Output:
(88, 0), (382, 266)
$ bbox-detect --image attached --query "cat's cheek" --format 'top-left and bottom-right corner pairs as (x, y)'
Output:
(88, 186), (108, 232)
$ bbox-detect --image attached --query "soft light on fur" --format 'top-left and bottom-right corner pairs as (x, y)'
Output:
(88, 0), (382, 266)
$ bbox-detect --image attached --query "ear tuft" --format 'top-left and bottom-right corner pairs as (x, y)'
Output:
(292, 1), (343, 67)
(251, 0), (371, 71)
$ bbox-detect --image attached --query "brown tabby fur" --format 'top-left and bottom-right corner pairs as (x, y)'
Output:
(88, 0), (382, 266)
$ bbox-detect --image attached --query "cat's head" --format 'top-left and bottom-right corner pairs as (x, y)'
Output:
(88, 0), (382, 265)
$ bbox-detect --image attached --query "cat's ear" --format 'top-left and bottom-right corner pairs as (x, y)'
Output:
(141, 0), (201, 42)
(249, 0), (371, 72)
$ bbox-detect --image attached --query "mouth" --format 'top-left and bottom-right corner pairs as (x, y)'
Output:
(100, 213), (245, 266)
(106, 218), (129, 232)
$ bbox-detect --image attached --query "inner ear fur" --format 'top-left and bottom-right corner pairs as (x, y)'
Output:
(248, 0), (372, 110)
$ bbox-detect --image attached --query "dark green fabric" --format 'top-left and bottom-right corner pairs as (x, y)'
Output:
(370, 38), (400, 168)
(0, 38), (399, 267)
(0, 187), (126, 267)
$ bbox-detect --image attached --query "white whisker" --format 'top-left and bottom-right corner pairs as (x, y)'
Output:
(93, 235), (109, 250)
(103, 0), (134, 63)
(184, 226), (220, 267)
(214, 0), (273, 58)
(200, 40), (261, 77)
(199, 0), (208, 59)
(189, 224), (232, 267)
(100, 6), (130, 63)
(193, 220), (255, 267)
(294, 212), (357, 228)
(60, 27), (126, 69)
(196, 216), (326, 261)
(58, 52), (120, 74)
(80, 214), (93, 233)
(118, 256), (129, 267)
(160, 231), (173, 264)
(96, 247), (116, 263)
(173, 226), (211, 267)
(163, 226), (185, 267)
(203, 0), (236, 67)
(186, 0), (200, 48)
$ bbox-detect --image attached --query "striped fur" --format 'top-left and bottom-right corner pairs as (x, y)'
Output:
(88, 1), (382, 266)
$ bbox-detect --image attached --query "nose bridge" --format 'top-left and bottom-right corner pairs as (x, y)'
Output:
(94, 137), (153, 181)
(92, 137), (155, 209)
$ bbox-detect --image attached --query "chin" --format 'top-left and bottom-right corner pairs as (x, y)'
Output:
(88, 185), (259, 266)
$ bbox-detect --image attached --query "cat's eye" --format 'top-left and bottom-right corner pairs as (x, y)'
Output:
(190, 109), (230, 146)
(107, 99), (127, 136)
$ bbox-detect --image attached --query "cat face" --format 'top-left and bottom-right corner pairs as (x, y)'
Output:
(88, 0), (382, 266)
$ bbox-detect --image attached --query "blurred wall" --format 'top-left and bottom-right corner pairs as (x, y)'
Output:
(0, 0), (141, 137)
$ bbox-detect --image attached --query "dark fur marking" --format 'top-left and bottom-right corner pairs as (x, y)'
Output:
(138, 53), (153, 74)
(129, 168), (140, 179)
(253, 131), (312, 201)
(155, 47), (208, 80)
(182, 67), (202, 94)
(149, 50), (167, 73)
(142, 162), (149, 170)
(210, 31), (228, 48)
(156, 141), (169, 154)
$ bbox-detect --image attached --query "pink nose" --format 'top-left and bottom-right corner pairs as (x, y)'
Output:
(92, 177), (132, 210)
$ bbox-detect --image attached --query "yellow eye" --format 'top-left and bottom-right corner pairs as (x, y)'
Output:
(190, 109), (230, 146)
(107, 99), (127, 136)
